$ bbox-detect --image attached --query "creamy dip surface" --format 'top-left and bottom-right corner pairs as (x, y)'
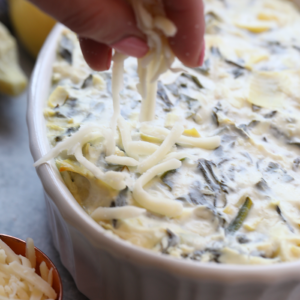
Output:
(42, 0), (300, 264)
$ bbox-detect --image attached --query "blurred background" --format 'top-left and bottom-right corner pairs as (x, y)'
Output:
(0, 1), (87, 299)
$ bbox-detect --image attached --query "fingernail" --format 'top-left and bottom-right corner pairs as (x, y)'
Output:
(197, 39), (206, 66)
(111, 37), (149, 58)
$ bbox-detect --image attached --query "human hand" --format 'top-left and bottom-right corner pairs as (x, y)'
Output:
(29, 0), (205, 71)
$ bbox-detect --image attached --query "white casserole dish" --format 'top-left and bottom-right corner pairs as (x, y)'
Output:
(27, 23), (300, 300)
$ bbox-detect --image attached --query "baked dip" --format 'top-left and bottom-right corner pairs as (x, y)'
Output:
(37, 0), (300, 264)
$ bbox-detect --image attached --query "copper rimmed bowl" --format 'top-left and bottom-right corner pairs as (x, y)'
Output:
(0, 234), (63, 300)
(27, 22), (300, 300)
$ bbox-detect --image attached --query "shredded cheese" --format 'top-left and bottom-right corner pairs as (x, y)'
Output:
(140, 124), (221, 150)
(117, 116), (159, 157)
(0, 238), (57, 300)
(74, 145), (127, 190)
(34, 125), (103, 167)
(91, 206), (146, 221)
(25, 238), (36, 269)
(133, 158), (183, 217)
(138, 123), (184, 173)
(0, 240), (20, 264)
(105, 155), (139, 167)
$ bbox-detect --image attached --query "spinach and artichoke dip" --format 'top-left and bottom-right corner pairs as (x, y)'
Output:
(37, 0), (300, 264)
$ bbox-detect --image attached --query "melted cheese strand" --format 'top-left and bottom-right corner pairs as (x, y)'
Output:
(127, 141), (159, 155)
(105, 155), (139, 166)
(117, 116), (159, 157)
(117, 116), (139, 160)
(139, 60), (158, 121)
(140, 124), (221, 150)
(91, 206), (146, 221)
(138, 123), (184, 173)
(106, 52), (127, 156)
(133, 158), (183, 217)
(162, 152), (197, 162)
(129, 0), (177, 121)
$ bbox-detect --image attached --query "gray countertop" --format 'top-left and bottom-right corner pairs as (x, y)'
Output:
(0, 46), (88, 300)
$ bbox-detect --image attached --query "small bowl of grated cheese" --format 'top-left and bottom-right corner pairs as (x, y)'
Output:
(0, 234), (62, 300)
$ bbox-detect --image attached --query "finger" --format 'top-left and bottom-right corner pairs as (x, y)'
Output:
(163, 0), (205, 68)
(79, 37), (112, 71)
(29, 0), (148, 57)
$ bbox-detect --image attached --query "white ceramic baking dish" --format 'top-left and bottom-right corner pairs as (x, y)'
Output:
(27, 23), (300, 300)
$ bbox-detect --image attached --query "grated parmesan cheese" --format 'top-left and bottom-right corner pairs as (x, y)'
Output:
(0, 238), (57, 299)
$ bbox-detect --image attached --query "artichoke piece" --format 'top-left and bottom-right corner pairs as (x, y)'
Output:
(48, 86), (69, 108)
(0, 22), (27, 96)
(183, 128), (201, 137)
(140, 133), (162, 144)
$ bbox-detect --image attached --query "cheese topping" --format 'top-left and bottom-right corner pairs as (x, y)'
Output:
(39, 0), (300, 264)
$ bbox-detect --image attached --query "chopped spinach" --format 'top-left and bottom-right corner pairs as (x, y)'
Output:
(232, 68), (245, 79)
(110, 201), (118, 228)
(54, 111), (66, 118)
(236, 235), (250, 244)
(165, 83), (179, 97)
(82, 74), (93, 89)
(66, 126), (80, 136)
(266, 41), (285, 54)
(55, 136), (63, 143)
(293, 157), (300, 171)
(160, 169), (177, 191)
(212, 102), (222, 126)
(252, 104), (261, 112)
(205, 11), (221, 25)
(197, 159), (228, 207)
(210, 46), (222, 57)
(157, 81), (173, 112)
(241, 152), (253, 164)
(267, 162), (280, 172)
(255, 178), (269, 192)
(161, 229), (180, 254)
(282, 174), (294, 183)
(115, 187), (128, 207)
(58, 35), (73, 64)
(194, 59), (210, 75)
(264, 110), (277, 119)
(288, 138), (300, 147)
(293, 45), (300, 52)
(225, 59), (246, 69)
(189, 188), (207, 206)
(181, 73), (204, 89)
(276, 205), (294, 233)
(205, 247), (221, 263)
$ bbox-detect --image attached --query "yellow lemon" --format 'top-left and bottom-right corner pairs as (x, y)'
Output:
(9, 0), (56, 58)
